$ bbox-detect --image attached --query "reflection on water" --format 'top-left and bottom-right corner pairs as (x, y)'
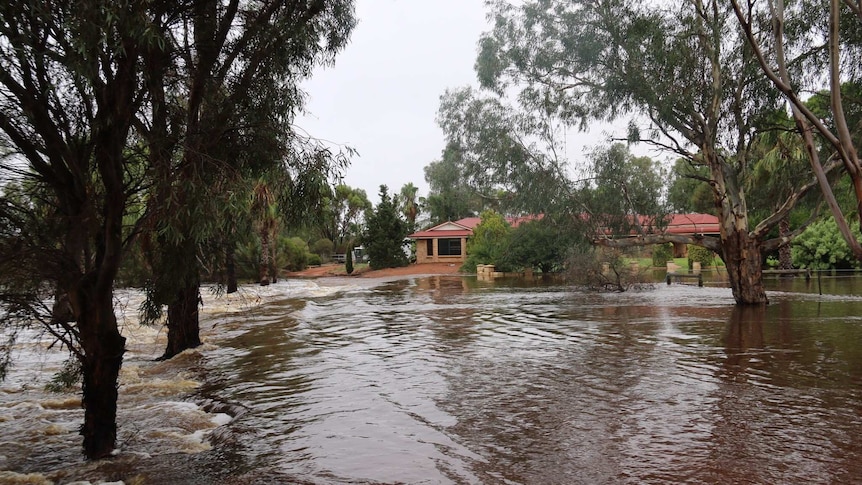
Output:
(3, 276), (862, 483)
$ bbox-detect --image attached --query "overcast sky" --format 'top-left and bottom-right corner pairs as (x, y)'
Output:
(296, 0), (486, 203)
(296, 0), (627, 205)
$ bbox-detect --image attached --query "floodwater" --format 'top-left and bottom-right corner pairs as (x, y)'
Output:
(2, 274), (862, 484)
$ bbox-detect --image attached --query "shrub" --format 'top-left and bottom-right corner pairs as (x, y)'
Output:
(281, 236), (310, 271)
(463, 210), (512, 272)
(687, 244), (715, 269)
(307, 253), (322, 266)
(651, 243), (673, 267)
(792, 217), (862, 270)
(566, 248), (652, 292)
(312, 238), (334, 259)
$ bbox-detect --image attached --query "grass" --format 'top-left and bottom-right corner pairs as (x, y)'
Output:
(630, 257), (725, 269)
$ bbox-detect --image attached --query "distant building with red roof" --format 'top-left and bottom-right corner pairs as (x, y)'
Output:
(407, 213), (720, 264)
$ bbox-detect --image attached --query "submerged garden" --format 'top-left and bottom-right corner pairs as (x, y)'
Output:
(3, 0), (862, 483)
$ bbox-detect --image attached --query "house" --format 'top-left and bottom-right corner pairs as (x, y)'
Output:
(409, 213), (721, 265)
(409, 219), (474, 264)
(408, 215), (542, 264)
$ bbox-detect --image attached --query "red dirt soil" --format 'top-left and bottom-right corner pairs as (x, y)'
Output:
(285, 262), (463, 279)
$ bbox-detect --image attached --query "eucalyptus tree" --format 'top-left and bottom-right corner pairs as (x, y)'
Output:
(436, 87), (572, 217)
(581, 143), (669, 235)
(423, 148), (479, 224)
(477, 0), (834, 304)
(139, 0), (356, 359)
(731, 0), (862, 260)
(666, 158), (715, 214)
(319, 184), (371, 247)
(0, 0), (157, 458)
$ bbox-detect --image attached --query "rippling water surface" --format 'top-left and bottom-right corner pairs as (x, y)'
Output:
(3, 275), (862, 484)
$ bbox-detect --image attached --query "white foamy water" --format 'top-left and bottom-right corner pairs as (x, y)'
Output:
(0, 279), (346, 483)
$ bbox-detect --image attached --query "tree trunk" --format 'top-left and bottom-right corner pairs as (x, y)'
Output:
(778, 217), (793, 271)
(259, 229), (271, 286)
(162, 282), (202, 360)
(72, 277), (126, 460)
(270, 236), (278, 284)
(720, 226), (768, 305)
(225, 243), (238, 294)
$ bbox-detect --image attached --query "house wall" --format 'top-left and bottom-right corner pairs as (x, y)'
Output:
(414, 237), (467, 264)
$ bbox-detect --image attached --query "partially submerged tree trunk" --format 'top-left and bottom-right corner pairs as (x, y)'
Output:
(72, 277), (126, 459)
(720, 226), (768, 305)
(226, 243), (238, 294)
(162, 280), (202, 360)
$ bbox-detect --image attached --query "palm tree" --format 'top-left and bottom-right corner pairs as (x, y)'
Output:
(747, 126), (819, 270)
(396, 182), (420, 233)
(252, 179), (278, 285)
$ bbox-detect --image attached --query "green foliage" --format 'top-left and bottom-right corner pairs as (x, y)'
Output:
(667, 159), (714, 214)
(587, 144), (667, 224)
(281, 236), (310, 272)
(423, 146), (479, 223)
(345, 246), (354, 274)
(312, 238), (334, 258)
(792, 217), (862, 270)
(463, 210), (512, 272)
(395, 183), (421, 233)
(687, 245), (717, 268)
(233, 234), (313, 278)
(436, 87), (572, 216)
(652, 243), (674, 267)
(501, 218), (570, 273)
(307, 253), (322, 266)
(321, 184), (372, 245)
(363, 186), (409, 270)
(45, 358), (82, 393)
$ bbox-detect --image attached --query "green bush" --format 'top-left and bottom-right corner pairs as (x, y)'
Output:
(651, 243), (673, 267)
(312, 238), (334, 258)
(281, 236), (310, 271)
(687, 244), (715, 269)
(307, 253), (322, 266)
(463, 210), (512, 272)
(792, 217), (862, 270)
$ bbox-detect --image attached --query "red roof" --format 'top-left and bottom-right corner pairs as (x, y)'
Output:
(408, 220), (474, 239)
(407, 213), (719, 239)
(408, 214), (544, 239)
(664, 213), (720, 235)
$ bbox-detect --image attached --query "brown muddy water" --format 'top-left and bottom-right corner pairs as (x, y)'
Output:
(2, 274), (862, 484)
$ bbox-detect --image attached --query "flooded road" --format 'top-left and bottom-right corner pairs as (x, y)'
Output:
(3, 275), (862, 484)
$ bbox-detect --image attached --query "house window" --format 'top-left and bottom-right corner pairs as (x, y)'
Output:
(438, 238), (461, 256)
(426, 239), (433, 256)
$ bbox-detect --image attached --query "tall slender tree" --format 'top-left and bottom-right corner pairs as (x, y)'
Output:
(139, 0), (357, 359)
(0, 0), (155, 458)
